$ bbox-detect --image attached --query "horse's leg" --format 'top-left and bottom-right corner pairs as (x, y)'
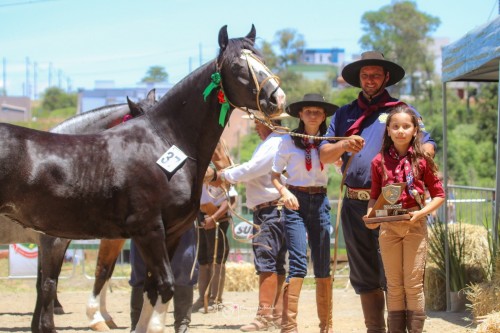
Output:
(87, 239), (125, 331)
(34, 236), (71, 333)
(133, 234), (174, 333)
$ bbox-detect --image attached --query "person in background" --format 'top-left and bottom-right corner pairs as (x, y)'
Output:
(214, 111), (288, 331)
(319, 51), (436, 333)
(271, 93), (338, 333)
(192, 171), (237, 314)
(129, 224), (197, 333)
(363, 105), (444, 332)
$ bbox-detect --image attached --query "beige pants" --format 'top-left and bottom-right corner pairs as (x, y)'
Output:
(379, 218), (427, 312)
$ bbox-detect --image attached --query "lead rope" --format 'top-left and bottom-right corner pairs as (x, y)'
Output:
(332, 155), (354, 280)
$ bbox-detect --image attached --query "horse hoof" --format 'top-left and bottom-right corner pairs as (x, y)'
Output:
(54, 306), (65, 315)
(105, 320), (118, 329)
(89, 322), (110, 331)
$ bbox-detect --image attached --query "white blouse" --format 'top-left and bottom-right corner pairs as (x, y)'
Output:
(272, 134), (329, 187)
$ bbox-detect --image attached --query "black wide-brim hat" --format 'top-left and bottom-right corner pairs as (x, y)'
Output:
(286, 93), (339, 118)
(341, 51), (405, 88)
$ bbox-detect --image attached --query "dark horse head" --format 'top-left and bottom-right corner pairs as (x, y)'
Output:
(0, 25), (284, 333)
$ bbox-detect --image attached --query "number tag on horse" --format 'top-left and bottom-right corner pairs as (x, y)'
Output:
(156, 146), (188, 173)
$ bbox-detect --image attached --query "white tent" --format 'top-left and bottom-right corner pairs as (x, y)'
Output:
(441, 15), (500, 310)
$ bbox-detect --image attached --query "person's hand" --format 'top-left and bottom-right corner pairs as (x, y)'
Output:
(281, 188), (299, 210)
(209, 171), (223, 187)
(341, 135), (365, 153)
(409, 210), (425, 223)
(203, 215), (216, 229)
(362, 215), (380, 229)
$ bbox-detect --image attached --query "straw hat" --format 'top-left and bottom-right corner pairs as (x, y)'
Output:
(341, 51), (405, 88)
(286, 93), (338, 118)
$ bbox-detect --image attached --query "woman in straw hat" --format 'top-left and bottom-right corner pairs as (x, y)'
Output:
(271, 93), (338, 333)
(319, 51), (436, 332)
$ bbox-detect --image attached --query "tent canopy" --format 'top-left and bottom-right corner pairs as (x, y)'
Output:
(442, 16), (500, 83)
(440, 14), (500, 311)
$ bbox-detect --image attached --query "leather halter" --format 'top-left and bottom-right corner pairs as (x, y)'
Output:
(218, 49), (281, 116)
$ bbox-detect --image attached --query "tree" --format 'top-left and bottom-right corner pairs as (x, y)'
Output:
(359, 1), (440, 96)
(274, 28), (305, 69)
(141, 66), (168, 83)
(41, 87), (77, 112)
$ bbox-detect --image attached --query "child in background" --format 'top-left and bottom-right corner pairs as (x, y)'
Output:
(364, 105), (444, 333)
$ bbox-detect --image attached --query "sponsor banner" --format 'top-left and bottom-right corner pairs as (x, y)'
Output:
(9, 243), (38, 277)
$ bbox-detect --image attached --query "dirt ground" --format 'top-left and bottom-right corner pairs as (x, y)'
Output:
(0, 280), (477, 333)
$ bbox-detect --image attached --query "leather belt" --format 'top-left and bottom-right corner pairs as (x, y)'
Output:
(253, 199), (281, 212)
(287, 185), (327, 194)
(346, 187), (371, 201)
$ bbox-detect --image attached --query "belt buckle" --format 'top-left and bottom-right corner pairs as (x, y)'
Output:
(357, 190), (370, 201)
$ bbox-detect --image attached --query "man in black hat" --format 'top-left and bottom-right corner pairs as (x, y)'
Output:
(319, 51), (435, 332)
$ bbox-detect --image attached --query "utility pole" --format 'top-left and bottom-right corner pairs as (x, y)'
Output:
(25, 57), (31, 98)
(199, 43), (203, 67)
(2, 57), (6, 96)
(58, 69), (62, 90)
(48, 62), (53, 88)
(33, 61), (38, 100)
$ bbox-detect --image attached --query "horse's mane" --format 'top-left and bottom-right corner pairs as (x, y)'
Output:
(50, 103), (129, 134)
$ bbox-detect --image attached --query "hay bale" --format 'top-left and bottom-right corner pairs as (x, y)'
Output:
(475, 312), (500, 333)
(224, 262), (258, 292)
(425, 262), (446, 311)
(467, 255), (500, 319)
(425, 224), (490, 311)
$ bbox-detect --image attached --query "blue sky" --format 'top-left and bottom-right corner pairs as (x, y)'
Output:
(1, 0), (498, 97)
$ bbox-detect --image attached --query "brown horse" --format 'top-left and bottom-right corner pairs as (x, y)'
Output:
(86, 138), (233, 331)
(0, 25), (284, 333)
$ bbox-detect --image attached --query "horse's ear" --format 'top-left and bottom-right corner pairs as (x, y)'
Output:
(146, 89), (156, 102)
(246, 24), (256, 43)
(218, 25), (229, 51)
(127, 97), (141, 117)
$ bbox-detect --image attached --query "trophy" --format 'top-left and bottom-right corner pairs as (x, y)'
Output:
(363, 182), (411, 224)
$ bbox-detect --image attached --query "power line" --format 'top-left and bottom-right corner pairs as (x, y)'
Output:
(0, 0), (59, 8)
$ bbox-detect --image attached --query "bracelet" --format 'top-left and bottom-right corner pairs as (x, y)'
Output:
(210, 215), (216, 222)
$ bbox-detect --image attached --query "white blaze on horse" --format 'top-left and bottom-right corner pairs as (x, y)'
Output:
(0, 25), (284, 333)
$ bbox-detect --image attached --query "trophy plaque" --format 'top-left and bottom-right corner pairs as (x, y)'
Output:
(363, 182), (411, 224)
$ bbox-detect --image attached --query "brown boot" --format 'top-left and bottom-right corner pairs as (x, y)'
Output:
(360, 289), (386, 333)
(405, 310), (413, 332)
(240, 272), (277, 332)
(387, 311), (406, 333)
(205, 263), (226, 312)
(316, 277), (333, 333)
(408, 311), (426, 333)
(192, 264), (211, 312)
(281, 277), (303, 333)
(272, 274), (286, 329)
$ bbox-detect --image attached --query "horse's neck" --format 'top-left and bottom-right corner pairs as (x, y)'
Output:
(51, 104), (129, 134)
(147, 62), (229, 167)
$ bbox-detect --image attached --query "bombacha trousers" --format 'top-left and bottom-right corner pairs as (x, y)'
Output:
(378, 218), (427, 312)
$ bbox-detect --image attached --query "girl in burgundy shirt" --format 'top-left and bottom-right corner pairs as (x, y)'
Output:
(364, 105), (444, 333)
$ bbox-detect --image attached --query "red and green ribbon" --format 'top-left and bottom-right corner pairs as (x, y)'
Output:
(202, 72), (230, 127)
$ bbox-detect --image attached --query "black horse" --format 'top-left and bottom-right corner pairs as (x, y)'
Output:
(0, 25), (285, 333)
(0, 91), (155, 333)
